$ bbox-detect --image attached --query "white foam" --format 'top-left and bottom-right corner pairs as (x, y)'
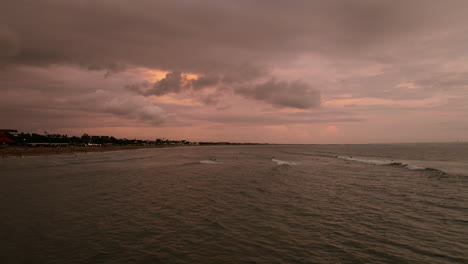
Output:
(272, 158), (297, 166)
(405, 164), (426, 170)
(337, 156), (402, 166)
(336, 156), (452, 174)
(199, 160), (219, 164)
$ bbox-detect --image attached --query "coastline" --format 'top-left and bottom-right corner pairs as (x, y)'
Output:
(0, 145), (180, 158)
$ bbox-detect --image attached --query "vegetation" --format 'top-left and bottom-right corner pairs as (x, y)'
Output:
(3, 132), (192, 146)
(2, 131), (267, 147)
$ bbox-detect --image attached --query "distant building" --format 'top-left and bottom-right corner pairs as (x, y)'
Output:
(27, 143), (69, 147)
(0, 132), (15, 144)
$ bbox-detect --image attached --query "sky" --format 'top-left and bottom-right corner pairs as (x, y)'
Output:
(1, 0), (468, 143)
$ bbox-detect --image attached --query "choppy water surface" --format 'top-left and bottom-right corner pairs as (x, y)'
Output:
(1, 144), (467, 263)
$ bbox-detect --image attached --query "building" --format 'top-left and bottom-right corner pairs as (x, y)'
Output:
(0, 129), (18, 136)
(0, 132), (15, 144)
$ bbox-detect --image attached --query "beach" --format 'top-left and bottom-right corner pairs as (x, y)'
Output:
(0, 145), (178, 158)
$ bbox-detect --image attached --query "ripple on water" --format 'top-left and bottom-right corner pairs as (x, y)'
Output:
(0, 145), (467, 263)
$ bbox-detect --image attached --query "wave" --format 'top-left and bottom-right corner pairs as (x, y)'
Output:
(336, 156), (447, 174)
(337, 156), (402, 166)
(199, 160), (220, 164)
(272, 158), (297, 166)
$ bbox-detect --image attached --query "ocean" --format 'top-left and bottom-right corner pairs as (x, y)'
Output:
(1, 143), (467, 263)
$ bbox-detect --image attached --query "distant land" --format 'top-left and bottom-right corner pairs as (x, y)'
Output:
(0, 129), (267, 158)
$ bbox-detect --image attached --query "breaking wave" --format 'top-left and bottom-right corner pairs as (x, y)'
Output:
(337, 156), (446, 174)
(272, 158), (297, 166)
(199, 160), (220, 164)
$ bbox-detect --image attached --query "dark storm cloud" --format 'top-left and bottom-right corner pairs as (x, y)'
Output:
(0, 26), (20, 60)
(129, 71), (321, 109)
(129, 72), (218, 96)
(238, 80), (321, 109)
(3, 1), (468, 64)
(3, 0), (451, 69)
(191, 75), (220, 90)
(3, 1), (467, 84)
(146, 72), (187, 96)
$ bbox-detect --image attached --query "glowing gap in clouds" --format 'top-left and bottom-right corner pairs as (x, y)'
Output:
(139, 68), (199, 83)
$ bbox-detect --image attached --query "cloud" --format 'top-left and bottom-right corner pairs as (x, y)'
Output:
(0, 65), (168, 126)
(416, 72), (468, 91)
(2, 0), (468, 142)
(130, 72), (219, 95)
(237, 79), (321, 109)
(185, 114), (362, 126)
(0, 26), (20, 60)
(3, 1), (467, 72)
(99, 96), (166, 125)
(145, 71), (187, 96)
(128, 72), (219, 101)
(191, 75), (220, 90)
(128, 70), (321, 109)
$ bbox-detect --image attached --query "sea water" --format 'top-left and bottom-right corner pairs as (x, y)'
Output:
(1, 143), (467, 263)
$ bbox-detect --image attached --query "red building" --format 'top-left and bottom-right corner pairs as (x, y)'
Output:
(0, 132), (15, 144)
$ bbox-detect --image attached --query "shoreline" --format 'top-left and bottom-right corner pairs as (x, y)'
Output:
(0, 145), (181, 158)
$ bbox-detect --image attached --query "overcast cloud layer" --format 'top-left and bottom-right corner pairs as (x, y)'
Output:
(1, 0), (468, 143)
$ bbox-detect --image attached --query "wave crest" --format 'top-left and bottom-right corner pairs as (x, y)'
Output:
(272, 158), (297, 166)
(337, 156), (446, 174)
